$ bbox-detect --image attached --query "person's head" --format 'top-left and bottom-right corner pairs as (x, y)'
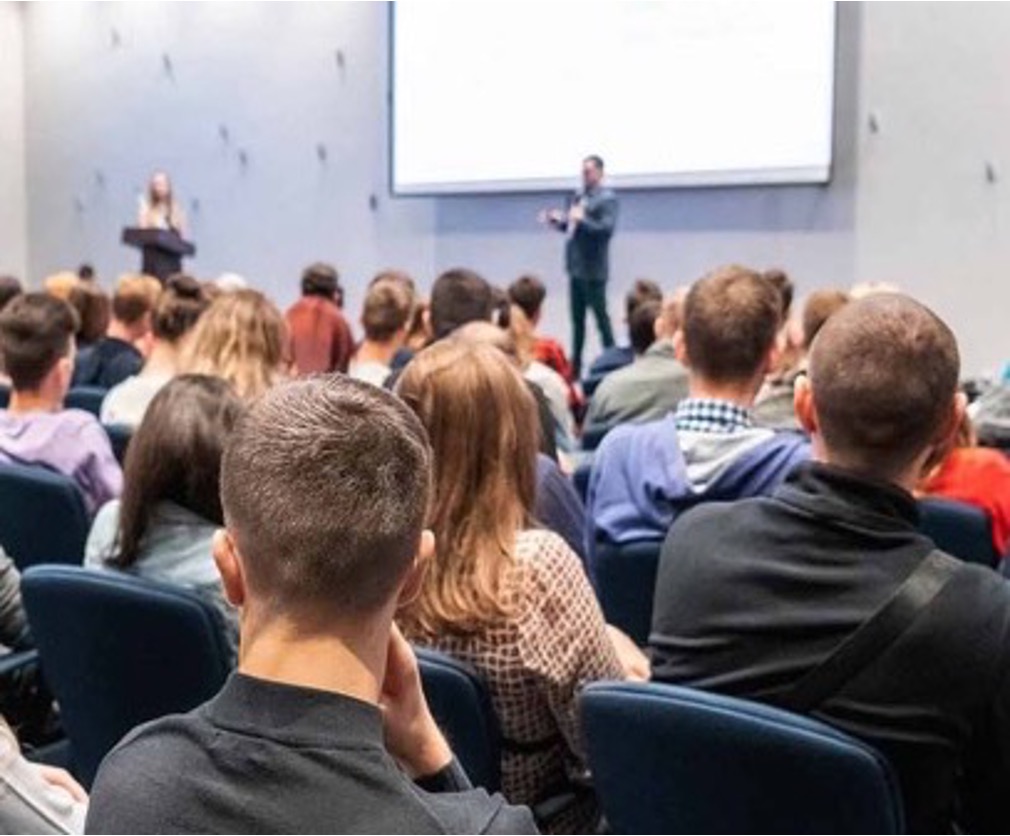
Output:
(625, 278), (663, 322)
(77, 263), (95, 282)
(300, 262), (341, 303)
(678, 265), (782, 397)
(110, 375), (244, 570)
(112, 274), (162, 343)
(629, 299), (661, 355)
(0, 293), (78, 397)
(582, 154), (605, 190)
(68, 282), (111, 347)
(148, 171), (172, 204)
(797, 294), (964, 487)
(429, 268), (494, 341)
(0, 276), (23, 313)
(180, 288), (288, 399)
(396, 339), (537, 636)
(654, 288), (687, 342)
(362, 278), (412, 346)
(215, 376), (433, 633)
(43, 271), (80, 302)
(802, 289), (850, 349)
(763, 268), (794, 324)
(454, 320), (521, 366)
(152, 274), (210, 346)
(405, 300), (432, 351)
(213, 273), (248, 294)
(369, 269), (417, 304)
(507, 275), (547, 326)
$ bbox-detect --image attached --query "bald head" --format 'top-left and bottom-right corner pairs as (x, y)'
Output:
(807, 294), (960, 478)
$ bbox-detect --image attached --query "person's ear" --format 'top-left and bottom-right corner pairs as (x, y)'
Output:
(213, 529), (247, 608)
(764, 337), (783, 377)
(397, 529), (434, 612)
(793, 374), (818, 435)
(921, 392), (968, 476)
(672, 329), (688, 365)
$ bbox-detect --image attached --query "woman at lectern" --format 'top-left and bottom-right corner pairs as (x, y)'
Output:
(138, 171), (187, 239)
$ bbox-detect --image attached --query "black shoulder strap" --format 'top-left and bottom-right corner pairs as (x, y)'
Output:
(780, 550), (959, 713)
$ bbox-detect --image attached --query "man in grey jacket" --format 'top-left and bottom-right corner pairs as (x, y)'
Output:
(540, 155), (619, 378)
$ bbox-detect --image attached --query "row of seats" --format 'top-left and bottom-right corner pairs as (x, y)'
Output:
(18, 565), (904, 832)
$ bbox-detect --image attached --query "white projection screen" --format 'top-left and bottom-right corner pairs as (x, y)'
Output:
(391, 2), (836, 195)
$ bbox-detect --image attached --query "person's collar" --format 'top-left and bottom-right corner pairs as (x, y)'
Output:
(643, 339), (678, 360)
(675, 397), (753, 434)
(205, 672), (384, 749)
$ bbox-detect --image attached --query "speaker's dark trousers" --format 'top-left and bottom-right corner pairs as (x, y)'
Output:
(570, 276), (614, 378)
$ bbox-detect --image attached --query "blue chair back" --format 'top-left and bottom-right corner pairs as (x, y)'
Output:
(0, 385), (9, 409)
(580, 423), (613, 452)
(918, 497), (999, 567)
(65, 386), (107, 417)
(416, 647), (501, 792)
(581, 681), (904, 834)
(21, 566), (231, 787)
(103, 424), (133, 466)
(593, 539), (662, 646)
(573, 461), (592, 503)
(0, 464), (89, 569)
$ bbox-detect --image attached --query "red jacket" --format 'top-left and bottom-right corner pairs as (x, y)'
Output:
(285, 297), (354, 375)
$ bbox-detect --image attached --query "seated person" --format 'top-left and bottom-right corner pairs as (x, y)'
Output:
(285, 262), (354, 375)
(583, 278), (662, 390)
(971, 381), (1010, 449)
(508, 275), (575, 384)
(0, 294), (121, 514)
(396, 340), (647, 833)
(585, 290), (688, 428)
(919, 411), (1010, 557)
(86, 375), (244, 653)
(72, 274), (161, 389)
(67, 282), (110, 350)
(101, 275), (210, 427)
(650, 293), (1010, 833)
(349, 276), (413, 387)
(587, 266), (808, 549)
(85, 376), (535, 834)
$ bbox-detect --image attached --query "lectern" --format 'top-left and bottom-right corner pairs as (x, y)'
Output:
(121, 228), (196, 282)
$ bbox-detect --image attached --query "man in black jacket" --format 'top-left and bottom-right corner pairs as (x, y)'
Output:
(86, 377), (536, 834)
(650, 293), (1010, 833)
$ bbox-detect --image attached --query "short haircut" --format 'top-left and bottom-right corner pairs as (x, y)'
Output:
(625, 278), (663, 321)
(301, 262), (340, 299)
(68, 282), (111, 344)
(362, 279), (412, 342)
(508, 275), (547, 321)
(629, 299), (660, 355)
(584, 154), (605, 171)
(809, 294), (960, 475)
(113, 274), (161, 326)
(221, 376), (432, 616)
(429, 268), (493, 340)
(802, 289), (850, 349)
(0, 276), (23, 312)
(0, 293), (78, 390)
(682, 265), (781, 384)
(153, 275), (210, 343)
(763, 268), (794, 322)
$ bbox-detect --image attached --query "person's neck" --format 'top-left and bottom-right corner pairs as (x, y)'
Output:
(238, 609), (388, 705)
(355, 339), (399, 367)
(8, 387), (63, 415)
(107, 320), (138, 344)
(141, 341), (178, 376)
(688, 375), (762, 409)
(810, 438), (923, 495)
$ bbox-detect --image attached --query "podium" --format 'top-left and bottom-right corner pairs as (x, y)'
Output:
(121, 227), (196, 282)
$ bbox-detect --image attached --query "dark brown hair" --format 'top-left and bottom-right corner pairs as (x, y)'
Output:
(68, 282), (111, 346)
(508, 275), (547, 321)
(429, 268), (493, 340)
(300, 262), (341, 301)
(763, 268), (794, 323)
(221, 375), (432, 616)
(111, 375), (244, 570)
(0, 276), (22, 313)
(625, 278), (663, 321)
(629, 299), (661, 355)
(153, 275), (210, 343)
(809, 294), (960, 476)
(362, 279), (412, 342)
(0, 294), (77, 390)
(682, 265), (781, 384)
(802, 289), (850, 349)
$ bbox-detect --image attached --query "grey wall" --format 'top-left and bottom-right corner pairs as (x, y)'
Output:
(0, 2), (27, 280)
(8, 2), (1010, 374)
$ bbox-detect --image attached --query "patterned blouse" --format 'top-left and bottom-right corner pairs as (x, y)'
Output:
(405, 529), (623, 831)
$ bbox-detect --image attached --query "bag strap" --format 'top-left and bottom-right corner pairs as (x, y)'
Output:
(779, 550), (959, 713)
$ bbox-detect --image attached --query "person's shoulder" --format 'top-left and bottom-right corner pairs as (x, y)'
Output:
(416, 785), (537, 835)
(596, 413), (675, 459)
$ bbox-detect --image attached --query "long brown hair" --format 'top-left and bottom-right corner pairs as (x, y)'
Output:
(396, 340), (538, 636)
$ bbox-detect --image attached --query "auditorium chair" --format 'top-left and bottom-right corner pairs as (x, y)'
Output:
(918, 497), (1000, 567)
(580, 681), (904, 834)
(592, 539), (663, 646)
(0, 385), (9, 409)
(64, 386), (108, 417)
(0, 464), (90, 569)
(103, 423), (133, 466)
(21, 566), (232, 787)
(580, 422), (614, 452)
(573, 461), (592, 503)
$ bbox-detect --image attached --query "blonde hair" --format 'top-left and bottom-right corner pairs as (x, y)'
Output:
(43, 271), (81, 302)
(396, 339), (538, 636)
(180, 289), (288, 399)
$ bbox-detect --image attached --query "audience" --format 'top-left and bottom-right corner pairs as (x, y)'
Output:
(397, 339), (646, 833)
(584, 278), (663, 388)
(508, 275), (575, 384)
(86, 375), (243, 651)
(349, 275), (413, 387)
(43, 271), (80, 303)
(101, 275), (209, 427)
(585, 290), (688, 428)
(0, 294), (121, 514)
(650, 293), (1010, 833)
(285, 261), (354, 375)
(0, 276), (22, 313)
(180, 289), (288, 399)
(67, 282), (111, 349)
(73, 274), (161, 389)
(86, 375), (535, 834)
(586, 265), (809, 550)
